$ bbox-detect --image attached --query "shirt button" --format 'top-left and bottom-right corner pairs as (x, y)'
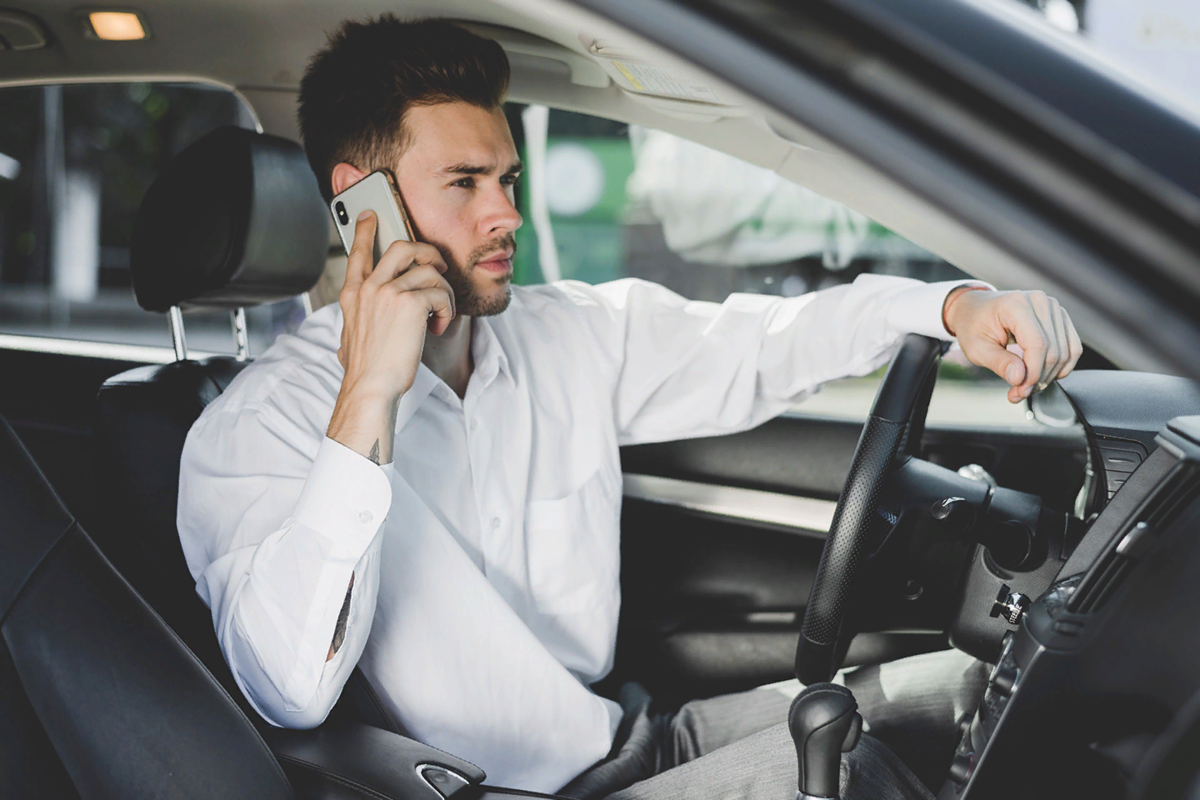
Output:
(491, 517), (501, 529)
(470, 419), (479, 431)
(359, 510), (373, 524)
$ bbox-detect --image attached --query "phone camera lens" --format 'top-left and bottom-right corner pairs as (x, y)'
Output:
(335, 201), (349, 225)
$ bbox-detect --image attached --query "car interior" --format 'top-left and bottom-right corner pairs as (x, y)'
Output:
(4, 1), (1200, 799)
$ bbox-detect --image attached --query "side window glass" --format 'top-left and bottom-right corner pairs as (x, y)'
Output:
(0, 83), (306, 356)
(507, 104), (1033, 427)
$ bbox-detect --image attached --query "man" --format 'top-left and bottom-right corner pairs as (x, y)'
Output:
(177, 17), (1082, 800)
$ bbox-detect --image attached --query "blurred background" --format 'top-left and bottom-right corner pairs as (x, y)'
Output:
(0, 0), (1194, 423)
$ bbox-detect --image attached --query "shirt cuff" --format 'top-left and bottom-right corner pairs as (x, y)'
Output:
(291, 437), (392, 559)
(886, 280), (994, 341)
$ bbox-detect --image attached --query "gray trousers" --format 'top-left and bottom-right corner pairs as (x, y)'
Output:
(561, 649), (989, 800)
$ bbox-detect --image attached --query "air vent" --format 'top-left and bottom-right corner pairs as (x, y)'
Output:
(1068, 548), (1129, 614)
(1146, 467), (1200, 529)
(1097, 437), (1151, 500)
(1069, 465), (1200, 614)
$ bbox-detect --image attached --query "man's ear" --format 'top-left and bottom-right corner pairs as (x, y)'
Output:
(330, 162), (368, 196)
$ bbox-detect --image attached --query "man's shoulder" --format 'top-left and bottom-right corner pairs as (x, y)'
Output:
(194, 304), (343, 434)
(511, 278), (649, 307)
(508, 281), (576, 310)
(499, 282), (616, 347)
(506, 278), (655, 327)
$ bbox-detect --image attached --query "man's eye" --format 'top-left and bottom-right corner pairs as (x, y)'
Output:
(453, 177), (475, 188)
(501, 174), (520, 186)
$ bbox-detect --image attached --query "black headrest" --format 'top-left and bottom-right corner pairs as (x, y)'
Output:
(131, 126), (329, 312)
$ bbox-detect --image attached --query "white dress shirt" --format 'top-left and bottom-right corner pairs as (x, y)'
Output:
(178, 274), (974, 792)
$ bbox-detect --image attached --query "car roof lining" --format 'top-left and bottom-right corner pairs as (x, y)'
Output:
(0, 0), (1132, 367)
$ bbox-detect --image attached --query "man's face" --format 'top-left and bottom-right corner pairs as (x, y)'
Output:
(394, 102), (523, 317)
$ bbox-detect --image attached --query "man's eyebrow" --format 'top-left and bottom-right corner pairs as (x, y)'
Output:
(437, 160), (524, 177)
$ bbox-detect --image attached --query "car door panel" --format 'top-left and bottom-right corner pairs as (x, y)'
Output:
(611, 412), (1085, 705)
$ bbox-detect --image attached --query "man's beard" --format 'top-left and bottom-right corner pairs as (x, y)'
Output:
(434, 234), (516, 318)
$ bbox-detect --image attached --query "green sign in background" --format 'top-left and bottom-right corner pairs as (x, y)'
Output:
(513, 137), (636, 286)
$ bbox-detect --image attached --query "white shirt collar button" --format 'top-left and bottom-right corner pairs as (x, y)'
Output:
(358, 510), (373, 524)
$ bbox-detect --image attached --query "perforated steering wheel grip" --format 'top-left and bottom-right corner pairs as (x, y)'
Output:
(794, 335), (944, 685)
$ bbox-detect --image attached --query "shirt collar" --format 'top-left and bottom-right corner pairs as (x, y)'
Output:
(391, 318), (511, 433)
(471, 316), (512, 390)
(394, 366), (439, 433)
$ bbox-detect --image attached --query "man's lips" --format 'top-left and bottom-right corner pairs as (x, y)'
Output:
(475, 250), (514, 273)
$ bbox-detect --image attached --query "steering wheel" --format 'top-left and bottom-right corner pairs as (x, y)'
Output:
(795, 334), (946, 684)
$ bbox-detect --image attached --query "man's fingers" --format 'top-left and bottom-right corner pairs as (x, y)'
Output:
(1000, 294), (1050, 399)
(972, 337), (1027, 390)
(367, 241), (448, 287)
(386, 266), (456, 319)
(1025, 291), (1059, 391)
(954, 288), (1080, 402)
(416, 286), (455, 336)
(386, 264), (449, 292)
(1050, 298), (1071, 385)
(1037, 296), (1066, 389)
(346, 211), (377, 287)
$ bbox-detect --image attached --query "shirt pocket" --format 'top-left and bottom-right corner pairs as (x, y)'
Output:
(525, 466), (621, 615)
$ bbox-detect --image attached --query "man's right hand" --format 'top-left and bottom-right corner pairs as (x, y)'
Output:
(327, 210), (455, 465)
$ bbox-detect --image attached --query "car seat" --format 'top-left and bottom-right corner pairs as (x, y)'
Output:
(0, 411), (296, 799)
(94, 126), (403, 735)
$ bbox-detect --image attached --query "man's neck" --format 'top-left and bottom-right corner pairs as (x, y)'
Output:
(422, 314), (473, 399)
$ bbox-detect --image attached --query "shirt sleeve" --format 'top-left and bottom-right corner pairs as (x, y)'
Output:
(178, 406), (392, 729)
(561, 273), (989, 446)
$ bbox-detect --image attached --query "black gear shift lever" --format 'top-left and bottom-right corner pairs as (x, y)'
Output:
(788, 683), (863, 799)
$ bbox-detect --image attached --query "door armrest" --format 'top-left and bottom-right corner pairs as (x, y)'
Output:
(263, 722), (485, 800)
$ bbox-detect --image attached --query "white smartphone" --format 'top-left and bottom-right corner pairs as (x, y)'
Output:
(330, 169), (416, 262)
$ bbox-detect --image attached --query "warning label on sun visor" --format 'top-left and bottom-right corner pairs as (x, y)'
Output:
(610, 61), (720, 103)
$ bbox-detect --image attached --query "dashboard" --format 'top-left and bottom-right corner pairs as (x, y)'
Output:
(941, 371), (1200, 800)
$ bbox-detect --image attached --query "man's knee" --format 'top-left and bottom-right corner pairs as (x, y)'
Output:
(671, 701), (704, 764)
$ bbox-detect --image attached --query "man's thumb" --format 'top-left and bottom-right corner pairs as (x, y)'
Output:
(998, 353), (1026, 386)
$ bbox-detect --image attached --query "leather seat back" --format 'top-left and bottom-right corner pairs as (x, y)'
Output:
(96, 357), (251, 709)
(95, 126), (403, 735)
(0, 414), (294, 799)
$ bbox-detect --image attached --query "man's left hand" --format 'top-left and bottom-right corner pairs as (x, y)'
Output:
(943, 287), (1083, 404)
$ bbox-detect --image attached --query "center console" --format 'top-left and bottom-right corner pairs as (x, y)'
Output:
(937, 418), (1200, 799)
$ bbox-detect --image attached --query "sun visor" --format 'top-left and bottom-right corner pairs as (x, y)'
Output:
(580, 35), (746, 120)
(457, 22), (611, 88)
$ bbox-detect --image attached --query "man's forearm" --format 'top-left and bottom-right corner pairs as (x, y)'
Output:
(323, 390), (394, 662)
(327, 388), (400, 465)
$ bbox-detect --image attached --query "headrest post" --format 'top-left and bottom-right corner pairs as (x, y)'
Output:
(231, 308), (250, 361)
(168, 306), (188, 362)
(300, 291), (314, 317)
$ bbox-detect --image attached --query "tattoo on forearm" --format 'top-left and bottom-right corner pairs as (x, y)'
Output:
(331, 585), (352, 656)
(368, 439), (380, 465)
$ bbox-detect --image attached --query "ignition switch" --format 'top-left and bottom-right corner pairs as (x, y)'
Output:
(931, 496), (975, 535)
(990, 584), (1031, 626)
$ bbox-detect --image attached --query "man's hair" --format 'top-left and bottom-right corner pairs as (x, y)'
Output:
(298, 16), (511, 201)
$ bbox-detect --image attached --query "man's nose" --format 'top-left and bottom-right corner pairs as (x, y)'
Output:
(480, 184), (523, 236)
